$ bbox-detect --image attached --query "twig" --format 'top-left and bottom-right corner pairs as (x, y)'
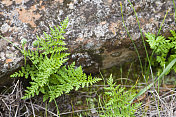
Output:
(59, 107), (103, 115)
(14, 105), (19, 117)
(154, 90), (169, 111)
(9, 104), (11, 117)
(24, 104), (30, 117)
(30, 99), (36, 117)
(11, 80), (19, 95)
(25, 102), (58, 116)
(2, 99), (10, 110)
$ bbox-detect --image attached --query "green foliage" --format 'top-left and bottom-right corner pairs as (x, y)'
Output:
(99, 75), (141, 117)
(10, 18), (101, 102)
(146, 30), (176, 74)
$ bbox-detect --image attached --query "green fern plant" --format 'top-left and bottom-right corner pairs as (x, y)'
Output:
(10, 17), (101, 102)
(98, 75), (141, 117)
(145, 30), (176, 74)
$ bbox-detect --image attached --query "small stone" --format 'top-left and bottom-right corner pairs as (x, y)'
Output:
(1, 23), (10, 33)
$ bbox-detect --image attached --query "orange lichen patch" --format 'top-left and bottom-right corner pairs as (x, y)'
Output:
(105, 0), (112, 5)
(32, 48), (37, 51)
(149, 18), (158, 27)
(76, 38), (84, 42)
(138, 17), (145, 24)
(108, 0), (112, 3)
(109, 21), (122, 35)
(109, 22), (116, 35)
(36, 1), (46, 11)
(100, 21), (107, 25)
(39, 1), (45, 10)
(1, 0), (12, 6)
(5, 59), (13, 64)
(17, 6), (41, 27)
(82, 39), (94, 45)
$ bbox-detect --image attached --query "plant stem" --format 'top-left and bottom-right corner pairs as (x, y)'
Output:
(120, 2), (144, 77)
(47, 84), (60, 117)
(0, 35), (39, 69)
(45, 102), (48, 117)
(173, 0), (176, 23)
(157, 9), (170, 36)
(127, 0), (154, 83)
(0, 35), (22, 51)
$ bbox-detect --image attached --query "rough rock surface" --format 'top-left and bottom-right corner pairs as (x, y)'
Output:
(0, 0), (175, 85)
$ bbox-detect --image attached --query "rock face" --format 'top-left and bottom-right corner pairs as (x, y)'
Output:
(0, 0), (175, 85)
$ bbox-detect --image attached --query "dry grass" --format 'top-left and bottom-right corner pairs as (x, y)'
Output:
(135, 87), (176, 117)
(0, 80), (176, 117)
(0, 80), (59, 117)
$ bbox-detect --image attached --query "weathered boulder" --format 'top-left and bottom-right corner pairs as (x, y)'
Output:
(0, 0), (175, 85)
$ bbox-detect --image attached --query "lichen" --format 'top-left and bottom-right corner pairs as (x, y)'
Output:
(0, 0), (175, 83)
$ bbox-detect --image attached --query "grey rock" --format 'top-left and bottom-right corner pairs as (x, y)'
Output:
(0, 0), (175, 85)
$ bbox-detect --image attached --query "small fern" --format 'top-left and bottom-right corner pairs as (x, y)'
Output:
(99, 75), (141, 117)
(146, 30), (176, 74)
(10, 17), (101, 102)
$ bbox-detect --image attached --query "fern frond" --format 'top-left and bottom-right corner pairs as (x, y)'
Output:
(10, 17), (101, 103)
(146, 30), (176, 75)
(10, 70), (24, 77)
(99, 75), (140, 117)
(22, 81), (39, 99)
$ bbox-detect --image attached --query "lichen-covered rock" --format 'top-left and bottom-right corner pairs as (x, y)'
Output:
(0, 0), (175, 85)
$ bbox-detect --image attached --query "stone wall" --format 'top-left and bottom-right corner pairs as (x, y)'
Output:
(0, 0), (175, 85)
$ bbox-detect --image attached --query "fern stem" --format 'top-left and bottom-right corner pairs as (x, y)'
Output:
(98, 95), (106, 116)
(47, 84), (60, 117)
(54, 99), (60, 117)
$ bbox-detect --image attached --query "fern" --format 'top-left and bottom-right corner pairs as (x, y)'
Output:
(146, 30), (176, 74)
(99, 75), (141, 117)
(10, 17), (101, 102)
